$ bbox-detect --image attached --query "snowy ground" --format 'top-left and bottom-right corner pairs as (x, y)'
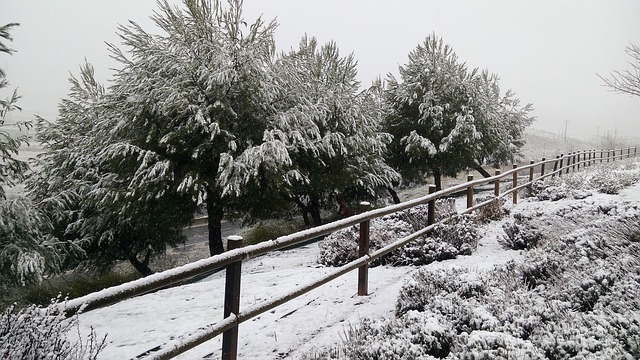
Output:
(75, 160), (638, 359)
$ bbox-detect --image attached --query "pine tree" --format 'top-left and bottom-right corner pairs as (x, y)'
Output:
(384, 34), (533, 190)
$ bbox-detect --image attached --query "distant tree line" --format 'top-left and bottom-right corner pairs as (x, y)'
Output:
(1, 0), (534, 282)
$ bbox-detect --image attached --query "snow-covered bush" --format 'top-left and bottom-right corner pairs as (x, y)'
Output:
(0, 300), (106, 359)
(318, 209), (479, 267)
(473, 195), (507, 223)
(316, 187), (640, 359)
(334, 312), (453, 360)
(318, 213), (413, 267)
(434, 198), (457, 222)
(455, 331), (543, 360)
(499, 212), (543, 250)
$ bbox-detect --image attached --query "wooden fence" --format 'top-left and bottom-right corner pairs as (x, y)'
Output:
(59, 146), (637, 359)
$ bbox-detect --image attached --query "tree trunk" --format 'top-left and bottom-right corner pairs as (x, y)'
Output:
(473, 164), (492, 178)
(294, 198), (312, 227)
(309, 197), (323, 227)
(433, 168), (443, 191)
(129, 250), (154, 277)
(387, 186), (401, 204)
(206, 190), (225, 256)
(310, 206), (323, 227)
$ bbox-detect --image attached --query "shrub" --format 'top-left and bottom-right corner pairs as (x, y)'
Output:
(499, 213), (543, 250)
(473, 195), (507, 223)
(318, 210), (479, 268)
(335, 312), (453, 360)
(0, 300), (106, 359)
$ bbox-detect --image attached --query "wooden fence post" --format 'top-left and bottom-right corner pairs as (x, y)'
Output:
(628, 148), (631, 158)
(222, 236), (244, 360)
(358, 202), (371, 296)
(540, 158), (546, 177)
(558, 154), (564, 177)
(466, 175), (474, 209)
(427, 185), (436, 225)
(494, 169), (501, 197)
(587, 150), (591, 166)
(576, 151), (581, 170)
(512, 164), (518, 205)
(567, 152), (572, 174)
(528, 160), (535, 182)
(600, 150), (604, 163)
(635, 146), (637, 158)
(552, 155), (559, 178)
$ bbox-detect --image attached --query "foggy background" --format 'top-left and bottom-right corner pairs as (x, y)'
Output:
(1, 0), (639, 142)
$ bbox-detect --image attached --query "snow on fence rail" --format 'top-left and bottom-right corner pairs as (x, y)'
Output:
(57, 146), (637, 360)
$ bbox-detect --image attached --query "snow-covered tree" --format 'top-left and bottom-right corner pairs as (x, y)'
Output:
(384, 34), (533, 190)
(599, 43), (640, 97)
(0, 23), (27, 198)
(0, 22), (64, 286)
(271, 37), (400, 225)
(28, 63), (196, 276)
(98, 0), (288, 255)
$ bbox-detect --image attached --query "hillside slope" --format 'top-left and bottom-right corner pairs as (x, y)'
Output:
(74, 158), (640, 359)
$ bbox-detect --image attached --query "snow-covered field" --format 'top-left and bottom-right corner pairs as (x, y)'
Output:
(74, 159), (640, 359)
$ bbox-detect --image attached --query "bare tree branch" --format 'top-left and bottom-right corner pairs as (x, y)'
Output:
(598, 43), (640, 97)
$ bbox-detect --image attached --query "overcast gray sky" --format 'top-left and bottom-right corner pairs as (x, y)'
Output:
(1, 0), (639, 141)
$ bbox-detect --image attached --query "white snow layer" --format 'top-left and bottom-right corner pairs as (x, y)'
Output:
(76, 178), (640, 359)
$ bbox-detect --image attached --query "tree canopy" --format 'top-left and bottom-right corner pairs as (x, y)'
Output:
(384, 34), (534, 190)
(82, 0), (287, 256)
(270, 36), (399, 225)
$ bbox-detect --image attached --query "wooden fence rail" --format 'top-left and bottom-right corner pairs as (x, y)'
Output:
(58, 146), (637, 359)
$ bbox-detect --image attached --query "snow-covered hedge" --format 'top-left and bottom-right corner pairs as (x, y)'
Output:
(0, 300), (106, 359)
(318, 200), (478, 267)
(499, 212), (543, 250)
(313, 174), (640, 359)
(473, 195), (507, 223)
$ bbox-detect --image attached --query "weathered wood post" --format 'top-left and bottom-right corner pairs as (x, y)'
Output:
(600, 150), (604, 163)
(512, 164), (518, 205)
(222, 236), (244, 360)
(587, 150), (591, 166)
(608, 149), (611, 162)
(427, 185), (436, 225)
(635, 146), (637, 158)
(466, 174), (474, 209)
(494, 169), (501, 197)
(540, 158), (546, 177)
(576, 151), (581, 170)
(628, 148), (631, 158)
(552, 155), (559, 178)
(358, 202), (371, 296)
(567, 152), (572, 174)
(528, 160), (535, 182)
(558, 154), (564, 177)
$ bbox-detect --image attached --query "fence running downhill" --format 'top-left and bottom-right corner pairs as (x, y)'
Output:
(60, 146), (638, 359)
